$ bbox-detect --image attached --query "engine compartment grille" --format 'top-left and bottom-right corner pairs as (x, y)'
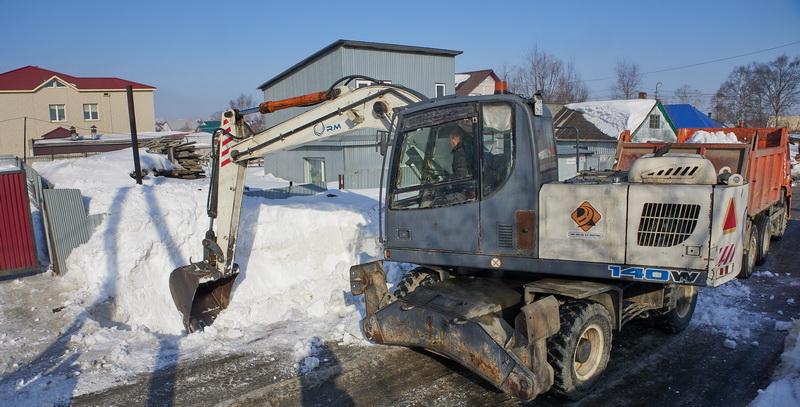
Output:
(498, 224), (513, 248)
(637, 203), (701, 247)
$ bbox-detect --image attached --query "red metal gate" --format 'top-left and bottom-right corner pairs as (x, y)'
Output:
(0, 158), (38, 276)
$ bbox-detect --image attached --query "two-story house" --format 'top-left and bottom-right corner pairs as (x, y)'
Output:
(0, 66), (156, 158)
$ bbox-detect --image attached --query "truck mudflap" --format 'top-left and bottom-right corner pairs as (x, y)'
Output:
(350, 261), (560, 401)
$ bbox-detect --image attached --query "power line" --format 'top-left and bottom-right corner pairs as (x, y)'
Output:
(578, 40), (800, 84)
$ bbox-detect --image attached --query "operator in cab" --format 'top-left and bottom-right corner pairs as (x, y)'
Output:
(449, 126), (472, 179)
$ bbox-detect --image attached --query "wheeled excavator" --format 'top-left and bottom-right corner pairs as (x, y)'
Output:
(170, 76), (751, 401)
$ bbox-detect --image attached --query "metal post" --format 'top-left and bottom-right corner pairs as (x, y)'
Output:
(126, 85), (143, 184)
(23, 116), (27, 162)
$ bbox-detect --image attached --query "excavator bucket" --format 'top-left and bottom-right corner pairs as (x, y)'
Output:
(169, 264), (238, 332)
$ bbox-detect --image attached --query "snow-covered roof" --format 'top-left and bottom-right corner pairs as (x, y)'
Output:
(454, 74), (470, 87)
(565, 99), (656, 139)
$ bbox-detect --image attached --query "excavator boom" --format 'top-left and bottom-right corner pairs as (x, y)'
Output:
(169, 81), (423, 332)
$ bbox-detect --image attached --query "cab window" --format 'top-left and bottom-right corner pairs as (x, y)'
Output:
(391, 107), (478, 210)
(481, 103), (514, 197)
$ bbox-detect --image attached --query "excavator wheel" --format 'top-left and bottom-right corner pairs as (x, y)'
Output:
(653, 284), (698, 334)
(393, 268), (440, 299)
(547, 300), (612, 400)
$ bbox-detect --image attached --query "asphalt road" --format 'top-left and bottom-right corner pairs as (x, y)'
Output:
(75, 201), (800, 407)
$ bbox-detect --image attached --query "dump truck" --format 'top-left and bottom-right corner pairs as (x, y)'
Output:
(169, 78), (761, 401)
(615, 127), (792, 278)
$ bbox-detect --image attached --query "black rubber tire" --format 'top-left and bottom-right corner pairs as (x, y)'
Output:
(654, 284), (698, 334)
(739, 222), (758, 279)
(393, 268), (439, 299)
(547, 301), (613, 401)
(756, 217), (771, 266)
(772, 194), (788, 241)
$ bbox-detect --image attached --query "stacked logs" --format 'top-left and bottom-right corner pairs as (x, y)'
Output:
(141, 137), (206, 179)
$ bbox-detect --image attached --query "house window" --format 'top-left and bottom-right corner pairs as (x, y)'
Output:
(435, 83), (446, 97)
(83, 104), (99, 121)
(649, 114), (661, 129)
(49, 104), (66, 122)
(45, 79), (65, 88)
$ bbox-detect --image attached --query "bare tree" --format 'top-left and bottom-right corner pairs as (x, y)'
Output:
(713, 64), (766, 127)
(673, 84), (704, 106)
(507, 47), (588, 104)
(751, 55), (800, 127)
(228, 93), (266, 133)
(612, 60), (642, 99)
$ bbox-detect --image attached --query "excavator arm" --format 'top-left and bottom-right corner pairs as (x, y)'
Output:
(169, 82), (423, 332)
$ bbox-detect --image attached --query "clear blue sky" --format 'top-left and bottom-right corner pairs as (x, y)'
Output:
(2, 0), (798, 119)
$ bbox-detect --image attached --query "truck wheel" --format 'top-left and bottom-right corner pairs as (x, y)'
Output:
(393, 268), (439, 299)
(547, 301), (612, 400)
(654, 284), (697, 334)
(739, 223), (758, 279)
(756, 217), (771, 266)
(772, 194), (788, 240)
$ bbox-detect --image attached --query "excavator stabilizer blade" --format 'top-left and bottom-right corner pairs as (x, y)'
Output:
(169, 264), (238, 332)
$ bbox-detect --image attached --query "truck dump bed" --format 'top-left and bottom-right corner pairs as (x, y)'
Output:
(614, 127), (792, 216)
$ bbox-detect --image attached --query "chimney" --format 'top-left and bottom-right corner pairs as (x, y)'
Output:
(638, 92), (648, 99)
(737, 119), (745, 128)
(707, 112), (712, 118)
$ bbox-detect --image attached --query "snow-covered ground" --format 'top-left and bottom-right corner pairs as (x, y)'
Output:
(0, 148), (791, 405)
(750, 319), (800, 406)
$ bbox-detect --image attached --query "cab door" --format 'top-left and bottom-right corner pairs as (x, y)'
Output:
(386, 103), (481, 253)
(478, 102), (539, 257)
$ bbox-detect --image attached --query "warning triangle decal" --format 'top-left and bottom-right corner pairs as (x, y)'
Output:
(723, 198), (737, 234)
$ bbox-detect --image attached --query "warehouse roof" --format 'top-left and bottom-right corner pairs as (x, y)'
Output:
(257, 39), (462, 91)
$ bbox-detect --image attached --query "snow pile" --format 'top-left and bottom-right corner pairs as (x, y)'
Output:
(566, 99), (655, 139)
(685, 130), (742, 144)
(750, 319), (800, 407)
(694, 280), (766, 343)
(32, 148), (384, 336)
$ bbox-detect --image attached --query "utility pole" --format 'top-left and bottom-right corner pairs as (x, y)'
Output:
(22, 116), (27, 162)
(126, 85), (143, 185)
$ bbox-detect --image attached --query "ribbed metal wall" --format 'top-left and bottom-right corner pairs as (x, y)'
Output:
(259, 45), (455, 188)
(0, 167), (38, 275)
(262, 49), (344, 129)
(41, 189), (104, 275)
(557, 140), (618, 175)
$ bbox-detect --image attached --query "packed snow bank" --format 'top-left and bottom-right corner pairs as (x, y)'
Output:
(750, 319), (800, 407)
(31, 149), (387, 335)
(685, 130), (742, 144)
(566, 99), (656, 139)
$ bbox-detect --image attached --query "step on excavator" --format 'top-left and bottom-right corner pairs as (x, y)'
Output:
(170, 76), (762, 401)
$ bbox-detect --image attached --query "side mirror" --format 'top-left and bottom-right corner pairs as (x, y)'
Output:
(377, 130), (389, 156)
(533, 91), (543, 116)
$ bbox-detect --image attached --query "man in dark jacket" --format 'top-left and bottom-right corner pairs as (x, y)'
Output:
(449, 128), (472, 179)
